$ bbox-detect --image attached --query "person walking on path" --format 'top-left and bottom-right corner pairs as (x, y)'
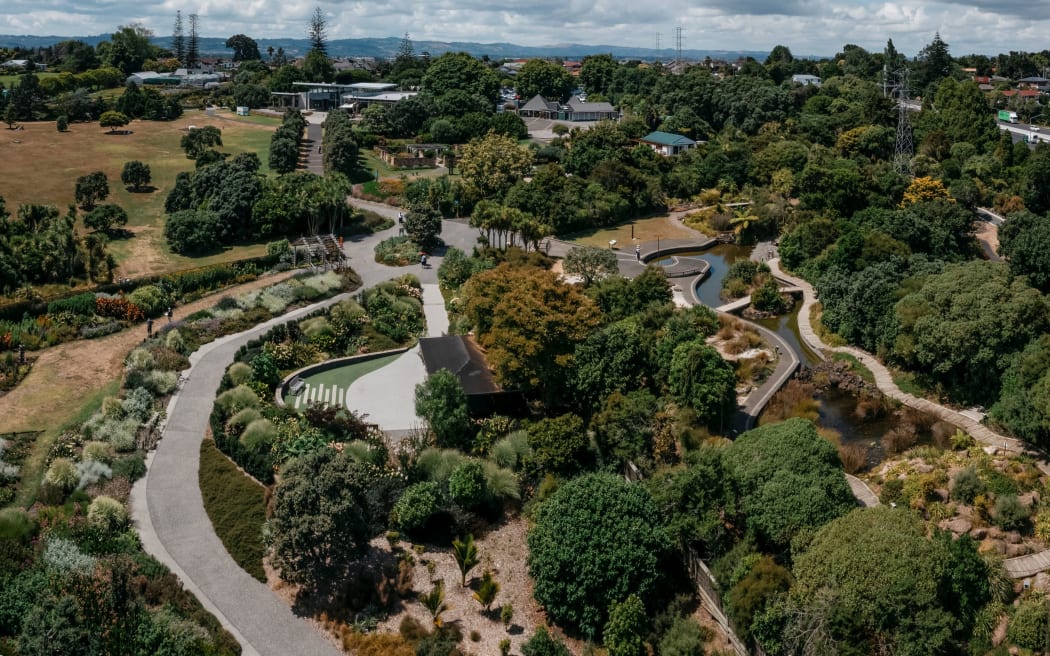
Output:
(635, 244), (641, 260)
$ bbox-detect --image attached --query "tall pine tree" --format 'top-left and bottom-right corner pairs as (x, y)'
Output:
(187, 13), (200, 68)
(308, 7), (328, 56)
(172, 11), (185, 64)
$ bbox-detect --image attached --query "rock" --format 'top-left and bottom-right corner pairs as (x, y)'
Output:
(1019, 491), (1040, 507)
(980, 538), (1007, 555)
(971, 527), (988, 539)
(1005, 543), (1028, 558)
(944, 517), (972, 535)
(1006, 531), (1023, 545)
(986, 527), (1004, 541)
(912, 463), (933, 474)
(1032, 572), (1050, 593)
(933, 488), (949, 503)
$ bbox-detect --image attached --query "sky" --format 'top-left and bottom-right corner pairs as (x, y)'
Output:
(1, 0), (1048, 57)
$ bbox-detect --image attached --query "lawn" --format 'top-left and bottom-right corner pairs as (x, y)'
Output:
(0, 72), (59, 87)
(564, 215), (701, 249)
(0, 109), (277, 278)
(12, 376), (120, 508)
(199, 439), (267, 581)
(357, 149), (446, 183)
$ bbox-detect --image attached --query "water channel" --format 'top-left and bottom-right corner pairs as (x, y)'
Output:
(673, 243), (896, 460)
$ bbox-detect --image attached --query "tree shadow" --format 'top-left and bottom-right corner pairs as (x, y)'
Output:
(290, 545), (411, 622)
(125, 185), (157, 194)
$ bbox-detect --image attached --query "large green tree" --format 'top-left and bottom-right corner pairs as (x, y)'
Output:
(787, 506), (986, 656)
(74, 171), (109, 211)
(527, 473), (671, 637)
(722, 418), (855, 550)
(516, 59), (575, 102)
(415, 369), (472, 450)
(463, 264), (601, 401)
(668, 340), (735, 429)
(270, 448), (376, 590)
(893, 260), (1049, 403)
(421, 52), (500, 105)
(999, 210), (1050, 292)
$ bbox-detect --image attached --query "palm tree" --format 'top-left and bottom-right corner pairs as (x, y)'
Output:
(473, 569), (500, 612)
(452, 534), (479, 587)
(419, 579), (449, 627)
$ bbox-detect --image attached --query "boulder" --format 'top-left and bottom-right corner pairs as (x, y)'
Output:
(943, 517), (972, 535)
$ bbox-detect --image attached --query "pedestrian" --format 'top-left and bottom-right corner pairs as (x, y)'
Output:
(635, 244), (641, 260)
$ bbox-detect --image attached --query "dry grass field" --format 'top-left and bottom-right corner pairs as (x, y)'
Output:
(0, 109), (277, 278)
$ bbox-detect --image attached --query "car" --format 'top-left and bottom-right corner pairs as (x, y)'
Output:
(1032, 125), (1041, 132)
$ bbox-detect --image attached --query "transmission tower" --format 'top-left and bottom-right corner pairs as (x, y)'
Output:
(674, 27), (683, 71)
(655, 33), (660, 61)
(893, 68), (914, 176)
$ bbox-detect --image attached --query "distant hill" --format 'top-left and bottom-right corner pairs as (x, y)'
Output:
(0, 33), (777, 62)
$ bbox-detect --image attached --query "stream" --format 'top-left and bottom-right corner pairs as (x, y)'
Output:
(676, 244), (897, 460)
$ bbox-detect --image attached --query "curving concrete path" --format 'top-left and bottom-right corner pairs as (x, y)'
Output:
(131, 212), (479, 654)
(132, 292), (353, 656)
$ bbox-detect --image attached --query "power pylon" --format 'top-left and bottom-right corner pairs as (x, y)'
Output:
(893, 68), (914, 176)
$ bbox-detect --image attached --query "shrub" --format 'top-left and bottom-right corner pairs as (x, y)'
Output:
(42, 536), (96, 575)
(125, 348), (155, 372)
(199, 440), (267, 581)
(47, 293), (97, 316)
(128, 285), (168, 318)
(392, 481), (442, 533)
(491, 431), (530, 470)
(604, 594), (648, 656)
(80, 321), (123, 339)
(951, 467), (985, 504)
(76, 459), (113, 490)
(227, 362), (253, 386)
(87, 496), (128, 533)
(521, 627), (570, 656)
(659, 616), (706, 656)
(1008, 597), (1048, 650)
(215, 385), (260, 416)
(226, 407), (264, 435)
(240, 419), (277, 450)
(448, 460), (486, 509)
(122, 387), (154, 421)
(44, 458), (80, 492)
(112, 453), (147, 481)
(994, 494), (1031, 532)
(164, 329), (187, 354)
(82, 441), (113, 464)
(141, 370), (178, 395)
(96, 296), (145, 322)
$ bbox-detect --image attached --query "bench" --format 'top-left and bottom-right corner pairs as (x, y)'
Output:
(289, 377), (305, 395)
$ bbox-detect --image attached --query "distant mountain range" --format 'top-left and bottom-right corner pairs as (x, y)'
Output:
(0, 33), (778, 62)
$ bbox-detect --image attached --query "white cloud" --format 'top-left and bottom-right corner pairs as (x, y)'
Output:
(1, 0), (1049, 56)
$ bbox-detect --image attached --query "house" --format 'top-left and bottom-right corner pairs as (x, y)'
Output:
(417, 336), (524, 416)
(791, 74), (822, 87)
(1001, 89), (1042, 99)
(1018, 76), (1050, 91)
(639, 131), (697, 156)
(518, 94), (619, 122)
(519, 94), (560, 119)
(565, 96), (619, 121)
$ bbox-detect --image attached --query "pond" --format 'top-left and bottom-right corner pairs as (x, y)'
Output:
(680, 244), (915, 464)
(660, 243), (753, 308)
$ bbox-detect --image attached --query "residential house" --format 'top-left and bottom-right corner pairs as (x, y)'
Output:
(639, 131), (697, 156)
(518, 94), (619, 122)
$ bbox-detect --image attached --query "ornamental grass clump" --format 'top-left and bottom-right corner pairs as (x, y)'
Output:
(87, 495), (128, 533)
(44, 458), (80, 491)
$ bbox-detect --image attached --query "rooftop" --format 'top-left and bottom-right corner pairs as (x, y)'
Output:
(418, 335), (500, 396)
(639, 131), (697, 147)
